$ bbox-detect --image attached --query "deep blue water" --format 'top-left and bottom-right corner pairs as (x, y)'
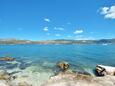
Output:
(0, 44), (115, 74)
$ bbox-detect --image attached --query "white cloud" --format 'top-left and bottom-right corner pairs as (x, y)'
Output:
(43, 27), (48, 31)
(44, 18), (50, 22)
(100, 5), (115, 19)
(74, 29), (83, 34)
(54, 27), (64, 31)
(55, 34), (61, 37)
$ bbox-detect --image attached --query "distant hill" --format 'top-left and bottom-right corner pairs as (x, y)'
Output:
(0, 38), (115, 44)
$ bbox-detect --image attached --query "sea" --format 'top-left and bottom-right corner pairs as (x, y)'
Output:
(0, 44), (115, 85)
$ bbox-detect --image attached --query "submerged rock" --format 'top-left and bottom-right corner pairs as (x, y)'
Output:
(4, 63), (18, 69)
(18, 61), (32, 70)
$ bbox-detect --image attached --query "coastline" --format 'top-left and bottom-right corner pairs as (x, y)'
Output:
(0, 59), (115, 86)
(0, 44), (115, 86)
(42, 71), (115, 86)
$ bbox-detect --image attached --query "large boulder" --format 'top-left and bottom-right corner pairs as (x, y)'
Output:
(96, 65), (115, 76)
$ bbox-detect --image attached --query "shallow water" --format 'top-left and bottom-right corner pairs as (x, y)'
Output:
(0, 44), (115, 85)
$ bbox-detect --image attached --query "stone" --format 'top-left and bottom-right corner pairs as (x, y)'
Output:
(0, 57), (15, 61)
(96, 65), (115, 76)
(0, 80), (10, 86)
(0, 70), (11, 80)
(18, 81), (32, 86)
(42, 71), (115, 86)
(57, 61), (69, 71)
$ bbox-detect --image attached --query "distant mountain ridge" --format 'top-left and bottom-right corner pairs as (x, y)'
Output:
(0, 38), (115, 44)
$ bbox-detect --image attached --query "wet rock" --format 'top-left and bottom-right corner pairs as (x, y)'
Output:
(96, 65), (115, 76)
(18, 81), (32, 86)
(0, 70), (11, 80)
(57, 61), (69, 71)
(42, 71), (115, 86)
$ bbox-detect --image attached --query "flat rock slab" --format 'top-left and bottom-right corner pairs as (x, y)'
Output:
(42, 72), (115, 86)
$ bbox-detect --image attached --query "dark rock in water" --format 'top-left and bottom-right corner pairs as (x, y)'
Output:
(4, 63), (18, 69)
(19, 62), (31, 70)
(0, 61), (7, 66)
(57, 61), (69, 72)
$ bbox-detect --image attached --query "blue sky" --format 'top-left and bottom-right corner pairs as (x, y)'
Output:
(0, 0), (115, 40)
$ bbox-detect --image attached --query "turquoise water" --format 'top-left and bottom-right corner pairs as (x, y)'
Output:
(0, 44), (115, 74)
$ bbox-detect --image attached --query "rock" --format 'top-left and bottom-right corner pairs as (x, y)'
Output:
(0, 57), (15, 61)
(19, 62), (31, 70)
(57, 61), (69, 71)
(18, 81), (32, 86)
(42, 71), (115, 86)
(0, 70), (11, 80)
(96, 65), (115, 76)
(0, 80), (10, 86)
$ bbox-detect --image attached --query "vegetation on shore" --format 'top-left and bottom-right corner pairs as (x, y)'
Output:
(0, 38), (115, 44)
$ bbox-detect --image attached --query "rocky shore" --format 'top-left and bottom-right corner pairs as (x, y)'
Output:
(42, 62), (115, 86)
(0, 61), (115, 86)
(42, 71), (115, 86)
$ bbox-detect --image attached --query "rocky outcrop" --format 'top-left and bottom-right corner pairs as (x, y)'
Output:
(0, 70), (11, 80)
(42, 64), (115, 86)
(96, 65), (115, 76)
(42, 71), (115, 86)
(0, 70), (32, 86)
(0, 62), (115, 86)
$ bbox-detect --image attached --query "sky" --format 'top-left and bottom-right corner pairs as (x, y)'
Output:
(0, 0), (115, 40)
